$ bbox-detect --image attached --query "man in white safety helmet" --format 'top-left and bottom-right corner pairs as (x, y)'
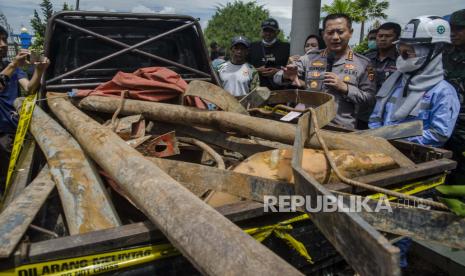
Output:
(369, 16), (459, 148)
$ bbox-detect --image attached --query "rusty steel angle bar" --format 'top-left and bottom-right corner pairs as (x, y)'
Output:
(290, 112), (400, 276)
(0, 167), (54, 258)
(15, 100), (121, 235)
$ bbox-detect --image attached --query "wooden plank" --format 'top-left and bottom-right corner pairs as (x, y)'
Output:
(0, 167), (54, 258)
(291, 112), (400, 276)
(19, 100), (121, 235)
(325, 158), (456, 193)
(49, 93), (302, 276)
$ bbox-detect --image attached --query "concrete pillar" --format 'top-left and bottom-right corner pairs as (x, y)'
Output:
(290, 0), (321, 55)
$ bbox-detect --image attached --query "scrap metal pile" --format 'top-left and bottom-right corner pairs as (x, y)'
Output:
(1, 78), (464, 276)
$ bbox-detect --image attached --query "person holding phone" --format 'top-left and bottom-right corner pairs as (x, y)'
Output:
(0, 25), (49, 189)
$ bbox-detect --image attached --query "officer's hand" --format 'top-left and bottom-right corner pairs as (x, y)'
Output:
(12, 50), (30, 67)
(261, 67), (279, 77)
(324, 72), (348, 94)
(282, 65), (304, 87)
(283, 64), (298, 81)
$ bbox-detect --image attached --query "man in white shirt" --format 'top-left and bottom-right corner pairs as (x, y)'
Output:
(215, 36), (259, 97)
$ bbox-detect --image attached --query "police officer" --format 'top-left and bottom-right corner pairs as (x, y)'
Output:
(249, 18), (290, 90)
(444, 9), (465, 182)
(365, 22), (401, 91)
(274, 13), (376, 129)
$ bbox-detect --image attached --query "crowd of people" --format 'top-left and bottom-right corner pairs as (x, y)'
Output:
(212, 9), (465, 182)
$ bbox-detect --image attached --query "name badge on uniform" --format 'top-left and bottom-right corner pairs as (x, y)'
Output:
(312, 61), (324, 67)
(344, 64), (355, 70)
(311, 71), (321, 77)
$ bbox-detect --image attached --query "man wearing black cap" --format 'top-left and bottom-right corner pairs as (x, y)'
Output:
(249, 18), (290, 90)
(215, 36), (258, 97)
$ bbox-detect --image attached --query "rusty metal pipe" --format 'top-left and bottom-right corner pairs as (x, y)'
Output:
(47, 93), (302, 276)
(78, 95), (414, 167)
(15, 99), (121, 235)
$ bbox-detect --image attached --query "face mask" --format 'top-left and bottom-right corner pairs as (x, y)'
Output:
(262, 38), (277, 46)
(367, 40), (377, 50)
(396, 56), (424, 73)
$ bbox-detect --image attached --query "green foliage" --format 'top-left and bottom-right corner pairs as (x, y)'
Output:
(63, 2), (72, 11)
(352, 38), (369, 54)
(30, 0), (72, 52)
(322, 0), (362, 22)
(204, 1), (285, 54)
(322, 0), (389, 42)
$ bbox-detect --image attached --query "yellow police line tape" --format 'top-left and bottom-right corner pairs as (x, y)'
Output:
(0, 214), (312, 276)
(2, 93), (37, 205)
(368, 174), (446, 201)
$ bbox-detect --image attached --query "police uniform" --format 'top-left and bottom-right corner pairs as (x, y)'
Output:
(364, 49), (398, 92)
(274, 49), (376, 129)
(443, 9), (465, 182)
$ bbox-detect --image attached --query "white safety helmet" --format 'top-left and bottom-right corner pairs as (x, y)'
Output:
(397, 15), (451, 45)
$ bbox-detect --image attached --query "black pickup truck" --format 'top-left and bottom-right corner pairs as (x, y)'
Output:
(1, 11), (461, 276)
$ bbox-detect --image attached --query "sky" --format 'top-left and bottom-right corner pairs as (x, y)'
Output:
(0, 0), (463, 44)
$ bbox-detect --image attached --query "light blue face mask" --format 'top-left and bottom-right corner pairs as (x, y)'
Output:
(367, 40), (377, 50)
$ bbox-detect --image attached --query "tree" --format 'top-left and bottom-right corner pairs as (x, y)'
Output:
(354, 0), (389, 43)
(321, 0), (362, 22)
(30, 1), (73, 52)
(204, 1), (285, 55)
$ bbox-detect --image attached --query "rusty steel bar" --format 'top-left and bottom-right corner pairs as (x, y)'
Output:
(46, 21), (197, 84)
(47, 93), (302, 276)
(78, 95), (414, 167)
(15, 100), (121, 235)
(0, 167), (54, 258)
(54, 19), (211, 78)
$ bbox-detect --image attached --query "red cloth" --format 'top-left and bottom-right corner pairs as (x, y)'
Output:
(76, 67), (188, 101)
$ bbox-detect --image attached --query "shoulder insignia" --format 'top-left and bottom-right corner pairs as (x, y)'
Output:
(347, 50), (353, 61)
